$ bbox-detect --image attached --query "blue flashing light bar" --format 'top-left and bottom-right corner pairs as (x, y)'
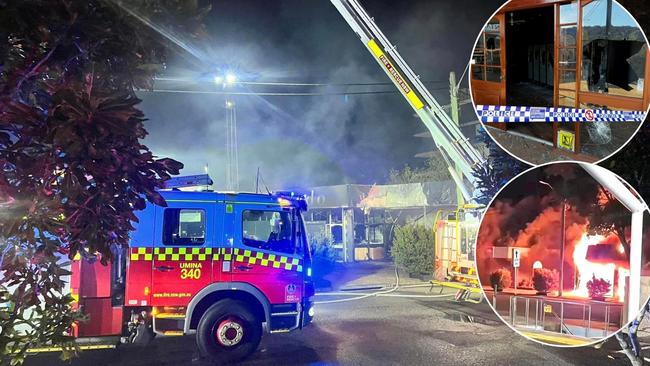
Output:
(164, 174), (213, 189)
(274, 191), (308, 211)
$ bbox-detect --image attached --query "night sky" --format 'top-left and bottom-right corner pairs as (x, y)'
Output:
(137, 0), (504, 191)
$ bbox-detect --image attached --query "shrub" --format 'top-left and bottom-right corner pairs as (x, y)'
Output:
(309, 237), (338, 280)
(518, 278), (533, 289)
(391, 224), (435, 276)
(489, 268), (512, 291)
(533, 268), (559, 293)
(586, 275), (611, 300)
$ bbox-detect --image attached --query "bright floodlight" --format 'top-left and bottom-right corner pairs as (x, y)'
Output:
(213, 75), (224, 84)
(225, 73), (237, 84)
(225, 100), (234, 108)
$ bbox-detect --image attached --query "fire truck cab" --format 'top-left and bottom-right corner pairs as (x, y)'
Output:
(70, 178), (314, 362)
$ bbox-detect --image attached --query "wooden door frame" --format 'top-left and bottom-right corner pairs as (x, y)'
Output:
(474, 13), (508, 130)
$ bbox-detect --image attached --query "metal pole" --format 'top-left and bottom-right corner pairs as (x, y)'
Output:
(448, 72), (464, 208)
(526, 298), (530, 326)
(514, 267), (518, 295)
(559, 199), (566, 297)
(560, 301), (564, 334)
(605, 304), (610, 337)
(587, 304), (591, 338)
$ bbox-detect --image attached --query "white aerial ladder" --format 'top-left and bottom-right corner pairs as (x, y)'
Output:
(330, 0), (486, 202)
(331, 0), (486, 296)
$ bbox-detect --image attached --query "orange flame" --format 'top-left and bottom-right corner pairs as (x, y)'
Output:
(568, 233), (628, 301)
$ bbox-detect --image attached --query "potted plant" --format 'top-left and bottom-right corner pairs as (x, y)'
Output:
(533, 268), (559, 295)
(489, 268), (512, 292)
(586, 275), (611, 301)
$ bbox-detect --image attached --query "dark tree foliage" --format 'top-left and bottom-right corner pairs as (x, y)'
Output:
(586, 188), (633, 256)
(0, 1), (208, 362)
(388, 155), (452, 184)
(601, 126), (650, 201)
(472, 127), (529, 205)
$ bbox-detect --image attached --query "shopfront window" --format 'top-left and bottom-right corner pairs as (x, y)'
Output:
(557, 2), (579, 107)
(581, 0), (646, 99)
(472, 19), (502, 82)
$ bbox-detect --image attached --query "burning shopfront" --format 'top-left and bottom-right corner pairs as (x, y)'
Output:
(476, 162), (650, 345)
(300, 181), (458, 263)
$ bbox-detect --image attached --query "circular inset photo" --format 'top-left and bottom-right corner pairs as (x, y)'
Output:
(468, 0), (649, 165)
(475, 161), (650, 346)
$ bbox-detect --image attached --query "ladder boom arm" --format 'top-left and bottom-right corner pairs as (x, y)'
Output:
(330, 0), (486, 200)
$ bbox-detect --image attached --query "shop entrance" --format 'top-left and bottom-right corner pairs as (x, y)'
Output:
(505, 7), (554, 107)
(505, 7), (555, 142)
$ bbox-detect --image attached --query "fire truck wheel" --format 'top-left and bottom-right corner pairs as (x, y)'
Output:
(196, 299), (262, 363)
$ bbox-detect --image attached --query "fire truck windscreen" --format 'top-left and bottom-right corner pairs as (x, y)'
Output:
(243, 210), (295, 254)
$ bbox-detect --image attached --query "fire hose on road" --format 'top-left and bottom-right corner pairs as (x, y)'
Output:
(314, 266), (457, 304)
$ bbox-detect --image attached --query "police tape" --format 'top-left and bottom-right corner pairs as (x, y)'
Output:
(475, 105), (646, 123)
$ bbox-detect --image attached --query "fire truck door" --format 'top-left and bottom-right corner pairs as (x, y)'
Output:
(151, 202), (218, 306)
(229, 204), (304, 305)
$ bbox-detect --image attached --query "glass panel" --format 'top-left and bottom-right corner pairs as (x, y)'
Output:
(485, 19), (500, 33)
(163, 208), (206, 246)
(559, 48), (576, 68)
(473, 49), (485, 65)
(560, 2), (578, 24)
(476, 33), (484, 49)
(485, 34), (500, 50)
(560, 25), (577, 47)
(471, 64), (485, 80)
(580, 102), (625, 111)
(559, 70), (577, 90)
(581, 0), (646, 98)
(486, 50), (500, 65)
(558, 90), (576, 107)
(243, 210), (295, 254)
(486, 67), (501, 82)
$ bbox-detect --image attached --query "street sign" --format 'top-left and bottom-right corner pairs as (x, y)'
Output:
(544, 304), (553, 313)
(513, 248), (521, 268)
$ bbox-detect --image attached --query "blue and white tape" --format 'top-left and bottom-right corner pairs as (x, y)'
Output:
(475, 105), (646, 123)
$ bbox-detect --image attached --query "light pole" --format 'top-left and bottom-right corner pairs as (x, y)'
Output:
(215, 72), (238, 191)
(539, 180), (566, 297)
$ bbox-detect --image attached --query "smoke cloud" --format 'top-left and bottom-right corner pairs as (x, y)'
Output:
(137, 0), (504, 190)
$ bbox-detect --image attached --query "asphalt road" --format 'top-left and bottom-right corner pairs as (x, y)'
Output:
(20, 262), (636, 365)
(23, 288), (630, 366)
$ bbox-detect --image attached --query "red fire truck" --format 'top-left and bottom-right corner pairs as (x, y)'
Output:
(69, 175), (314, 363)
(63, 0), (488, 361)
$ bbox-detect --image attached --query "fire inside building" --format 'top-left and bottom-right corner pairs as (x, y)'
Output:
(301, 181), (459, 262)
(471, 0), (649, 158)
(476, 163), (650, 345)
